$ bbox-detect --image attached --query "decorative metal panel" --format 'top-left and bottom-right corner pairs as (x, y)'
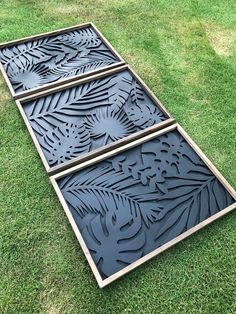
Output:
(21, 68), (169, 171)
(56, 129), (235, 279)
(0, 25), (121, 97)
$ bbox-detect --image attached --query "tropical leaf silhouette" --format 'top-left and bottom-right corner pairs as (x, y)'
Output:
(109, 71), (133, 113)
(57, 28), (102, 48)
(110, 153), (167, 194)
(39, 122), (90, 166)
(49, 59), (114, 78)
(154, 174), (234, 246)
(88, 49), (118, 61)
(125, 102), (165, 129)
(0, 37), (69, 74)
(27, 72), (135, 132)
(82, 209), (145, 277)
(59, 164), (162, 226)
(130, 81), (145, 103)
(123, 80), (166, 128)
(27, 76), (114, 130)
(0, 26), (119, 93)
(20, 69), (169, 168)
(74, 59), (114, 74)
(9, 64), (52, 92)
(85, 108), (136, 145)
(140, 131), (204, 178)
(47, 48), (117, 77)
(57, 129), (235, 278)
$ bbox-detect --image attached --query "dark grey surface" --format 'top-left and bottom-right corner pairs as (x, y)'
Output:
(57, 130), (234, 278)
(22, 69), (167, 167)
(0, 26), (119, 93)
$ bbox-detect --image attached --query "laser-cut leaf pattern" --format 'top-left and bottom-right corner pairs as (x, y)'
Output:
(109, 71), (133, 113)
(39, 122), (90, 166)
(57, 28), (101, 48)
(23, 70), (166, 167)
(49, 59), (114, 78)
(154, 174), (232, 246)
(124, 81), (165, 128)
(125, 103), (165, 129)
(58, 130), (235, 278)
(82, 210), (145, 278)
(2, 23), (234, 284)
(60, 165), (162, 225)
(0, 26), (119, 93)
(85, 109), (136, 145)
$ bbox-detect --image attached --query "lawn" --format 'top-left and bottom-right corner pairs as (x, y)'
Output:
(0, 0), (236, 313)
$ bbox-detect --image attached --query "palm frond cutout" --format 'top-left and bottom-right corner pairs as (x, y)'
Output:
(154, 174), (234, 246)
(27, 76), (114, 130)
(59, 163), (162, 227)
(57, 28), (101, 48)
(57, 129), (235, 278)
(0, 26), (119, 93)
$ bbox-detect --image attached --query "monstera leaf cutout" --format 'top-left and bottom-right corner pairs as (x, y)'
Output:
(154, 174), (234, 246)
(82, 210), (145, 277)
(40, 122), (90, 166)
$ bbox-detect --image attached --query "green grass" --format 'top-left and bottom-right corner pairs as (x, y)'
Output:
(0, 0), (236, 313)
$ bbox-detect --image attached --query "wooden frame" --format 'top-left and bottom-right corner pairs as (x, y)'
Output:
(0, 22), (125, 99)
(16, 64), (174, 175)
(50, 123), (236, 288)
